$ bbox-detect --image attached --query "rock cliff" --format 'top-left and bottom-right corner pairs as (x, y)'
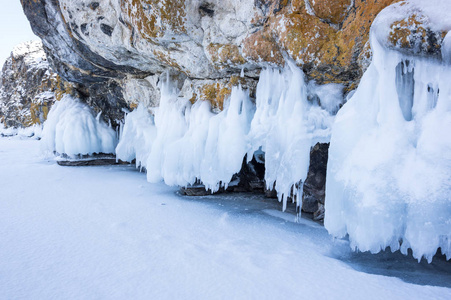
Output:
(20, 0), (449, 113)
(0, 41), (72, 128)
(21, 0), (408, 111)
(22, 0), (448, 116)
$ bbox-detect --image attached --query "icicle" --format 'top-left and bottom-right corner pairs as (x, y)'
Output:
(248, 62), (337, 207)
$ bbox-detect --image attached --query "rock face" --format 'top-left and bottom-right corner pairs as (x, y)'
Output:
(21, 1), (449, 107)
(23, 1), (446, 119)
(0, 41), (72, 128)
(22, 0), (406, 106)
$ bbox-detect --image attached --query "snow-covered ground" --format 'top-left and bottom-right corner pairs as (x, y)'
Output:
(0, 138), (450, 299)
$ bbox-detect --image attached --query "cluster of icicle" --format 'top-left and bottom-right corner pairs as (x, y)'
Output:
(116, 62), (338, 211)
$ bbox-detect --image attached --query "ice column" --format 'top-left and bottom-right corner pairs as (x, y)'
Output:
(248, 62), (335, 210)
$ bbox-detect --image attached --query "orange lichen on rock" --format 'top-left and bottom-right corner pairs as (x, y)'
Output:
(199, 83), (231, 111)
(340, 0), (402, 51)
(44, 74), (74, 101)
(310, 0), (353, 25)
(195, 76), (256, 110)
(229, 76), (248, 87)
(274, 12), (336, 65)
(120, 0), (187, 41)
(290, 0), (306, 13)
(206, 43), (246, 69)
(242, 0), (403, 86)
(55, 79), (74, 101)
(389, 14), (425, 48)
(189, 92), (197, 105)
(153, 49), (182, 71)
(388, 14), (446, 55)
(28, 102), (50, 126)
(129, 102), (138, 110)
(242, 30), (284, 66)
(28, 74), (74, 126)
(241, 0), (397, 86)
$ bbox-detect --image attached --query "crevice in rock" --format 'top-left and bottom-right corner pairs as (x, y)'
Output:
(199, 3), (215, 17)
(100, 23), (114, 36)
(88, 2), (99, 10)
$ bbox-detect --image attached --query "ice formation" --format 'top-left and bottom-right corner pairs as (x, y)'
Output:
(0, 123), (43, 139)
(247, 63), (335, 209)
(41, 95), (117, 157)
(325, 1), (451, 262)
(117, 65), (338, 209)
(115, 104), (156, 169)
(117, 76), (256, 192)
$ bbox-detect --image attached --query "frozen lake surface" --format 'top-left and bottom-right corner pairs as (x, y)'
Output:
(0, 138), (450, 299)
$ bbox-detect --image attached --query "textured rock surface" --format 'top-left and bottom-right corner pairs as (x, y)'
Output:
(22, 1), (449, 100)
(302, 143), (329, 215)
(384, 4), (448, 58)
(0, 41), (72, 128)
(21, 0), (138, 126)
(22, 0), (410, 103)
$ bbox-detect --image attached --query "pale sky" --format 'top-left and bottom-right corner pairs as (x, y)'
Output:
(0, 0), (38, 63)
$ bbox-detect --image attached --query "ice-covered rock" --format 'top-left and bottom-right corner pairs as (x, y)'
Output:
(325, 0), (451, 263)
(116, 104), (156, 169)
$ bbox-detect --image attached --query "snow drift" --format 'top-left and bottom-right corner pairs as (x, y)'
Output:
(41, 95), (117, 157)
(325, 1), (451, 262)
